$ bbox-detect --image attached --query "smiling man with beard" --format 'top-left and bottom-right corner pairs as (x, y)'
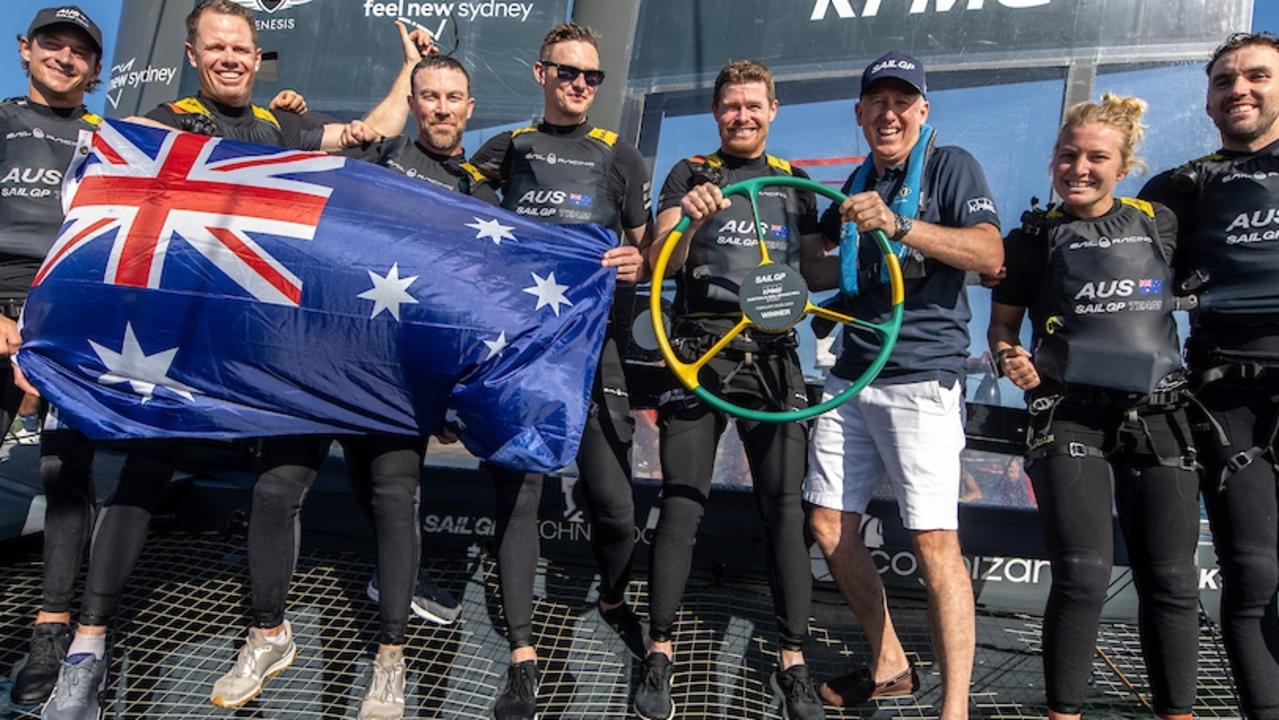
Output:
(1140, 32), (1279, 720)
(342, 54), (497, 204)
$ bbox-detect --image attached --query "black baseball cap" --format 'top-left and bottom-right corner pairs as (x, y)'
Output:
(860, 51), (927, 97)
(27, 6), (103, 56)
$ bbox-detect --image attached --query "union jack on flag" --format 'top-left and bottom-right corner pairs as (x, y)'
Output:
(1138, 278), (1162, 295)
(35, 121), (343, 306)
(19, 120), (618, 472)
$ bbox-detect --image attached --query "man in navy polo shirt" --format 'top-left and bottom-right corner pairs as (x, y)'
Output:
(804, 52), (1002, 718)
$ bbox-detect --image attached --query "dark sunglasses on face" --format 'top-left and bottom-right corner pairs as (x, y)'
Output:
(540, 61), (605, 87)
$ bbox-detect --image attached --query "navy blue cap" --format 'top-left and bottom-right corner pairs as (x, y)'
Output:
(27, 6), (102, 56)
(860, 51), (926, 97)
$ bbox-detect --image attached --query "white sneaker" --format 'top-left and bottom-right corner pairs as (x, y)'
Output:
(209, 621), (296, 708)
(358, 650), (405, 720)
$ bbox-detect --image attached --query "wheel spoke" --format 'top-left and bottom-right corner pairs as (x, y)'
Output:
(804, 302), (892, 338)
(688, 316), (753, 374)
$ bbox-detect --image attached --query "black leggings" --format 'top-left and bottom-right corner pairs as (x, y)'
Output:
(1196, 379), (1279, 719)
(647, 349), (811, 651)
(1026, 404), (1200, 715)
(38, 430), (181, 625)
(492, 339), (636, 649)
(249, 435), (422, 645)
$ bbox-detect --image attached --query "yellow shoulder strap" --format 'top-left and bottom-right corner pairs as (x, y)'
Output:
(170, 96), (211, 116)
(1120, 197), (1155, 218)
(587, 126), (618, 147)
(697, 152), (724, 168)
(510, 125), (538, 138)
(251, 104), (281, 130)
(459, 161), (486, 184)
(766, 154), (793, 175)
(81, 111), (101, 127)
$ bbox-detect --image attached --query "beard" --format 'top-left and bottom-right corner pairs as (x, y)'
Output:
(1218, 103), (1279, 146)
(422, 123), (463, 153)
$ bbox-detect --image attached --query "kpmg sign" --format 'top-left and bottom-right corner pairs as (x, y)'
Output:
(631, 0), (1251, 82)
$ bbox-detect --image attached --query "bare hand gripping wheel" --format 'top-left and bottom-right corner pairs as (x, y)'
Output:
(649, 175), (905, 422)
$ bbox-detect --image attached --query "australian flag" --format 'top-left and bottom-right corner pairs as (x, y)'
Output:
(16, 120), (618, 472)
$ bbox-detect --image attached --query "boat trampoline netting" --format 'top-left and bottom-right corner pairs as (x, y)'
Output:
(0, 533), (1242, 719)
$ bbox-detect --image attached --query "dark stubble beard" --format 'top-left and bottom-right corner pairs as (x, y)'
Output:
(1219, 102), (1279, 147)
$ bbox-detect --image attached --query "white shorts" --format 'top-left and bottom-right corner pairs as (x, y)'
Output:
(804, 375), (965, 531)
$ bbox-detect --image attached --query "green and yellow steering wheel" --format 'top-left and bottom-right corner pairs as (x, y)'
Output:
(649, 175), (905, 423)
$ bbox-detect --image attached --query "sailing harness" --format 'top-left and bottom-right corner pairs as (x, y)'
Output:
(1024, 381), (1200, 474)
(1187, 361), (1279, 491)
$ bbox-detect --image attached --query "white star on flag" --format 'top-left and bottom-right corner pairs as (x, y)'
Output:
(483, 331), (508, 361)
(466, 216), (516, 245)
(358, 263), (419, 320)
(523, 271), (573, 317)
(88, 323), (197, 403)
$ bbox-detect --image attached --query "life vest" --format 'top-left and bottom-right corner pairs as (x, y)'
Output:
(0, 98), (100, 262)
(1174, 146), (1279, 326)
(1031, 198), (1183, 394)
(676, 152), (804, 317)
(502, 125), (620, 232)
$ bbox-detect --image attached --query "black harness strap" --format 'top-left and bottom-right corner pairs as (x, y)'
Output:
(1191, 363), (1279, 490)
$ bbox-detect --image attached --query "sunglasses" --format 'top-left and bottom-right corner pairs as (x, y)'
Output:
(539, 61), (606, 87)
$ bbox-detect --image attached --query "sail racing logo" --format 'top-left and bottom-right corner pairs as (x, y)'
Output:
(810, 0), (1051, 21)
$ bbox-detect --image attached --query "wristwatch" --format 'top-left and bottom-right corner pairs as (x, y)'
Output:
(891, 213), (913, 241)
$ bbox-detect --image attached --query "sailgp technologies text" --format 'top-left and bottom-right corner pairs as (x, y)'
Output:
(364, 0), (534, 22)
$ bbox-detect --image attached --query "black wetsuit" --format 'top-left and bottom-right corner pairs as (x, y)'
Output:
(247, 136), (506, 645)
(343, 135), (499, 204)
(470, 121), (650, 649)
(0, 98), (184, 627)
(1142, 139), (1279, 719)
(144, 93), (324, 149)
(646, 152), (817, 651)
(995, 200), (1199, 716)
(145, 99), (429, 645)
(0, 98), (98, 430)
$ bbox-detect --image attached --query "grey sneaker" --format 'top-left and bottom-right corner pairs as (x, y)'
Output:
(358, 650), (406, 720)
(40, 653), (107, 720)
(367, 568), (461, 626)
(632, 652), (674, 720)
(209, 622), (296, 708)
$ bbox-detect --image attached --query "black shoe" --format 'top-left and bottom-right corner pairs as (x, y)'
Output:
(632, 652), (674, 720)
(10, 623), (71, 706)
(598, 602), (646, 660)
(773, 665), (825, 720)
(493, 660), (538, 720)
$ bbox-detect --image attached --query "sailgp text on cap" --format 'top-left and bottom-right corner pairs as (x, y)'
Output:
(860, 50), (926, 97)
(27, 6), (103, 56)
